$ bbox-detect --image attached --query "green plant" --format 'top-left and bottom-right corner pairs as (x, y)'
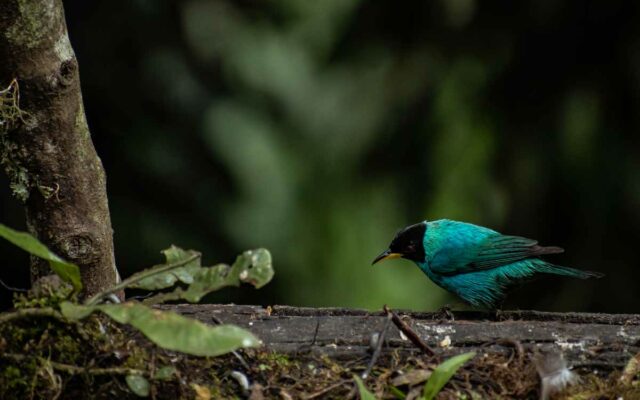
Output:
(0, 223), (274, 397)
(354, 375), (377, 400)
(0, 224), (81, 291)
(421, 352), (476, 400)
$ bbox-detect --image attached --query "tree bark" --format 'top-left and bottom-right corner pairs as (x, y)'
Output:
(0, 0), (119, 297)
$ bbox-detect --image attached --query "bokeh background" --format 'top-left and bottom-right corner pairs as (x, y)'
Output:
(1, 0), (639, 312)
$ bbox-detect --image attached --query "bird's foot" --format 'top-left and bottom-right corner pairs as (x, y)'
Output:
(493, 307), (508, 321)
(434, 304), (455, 322)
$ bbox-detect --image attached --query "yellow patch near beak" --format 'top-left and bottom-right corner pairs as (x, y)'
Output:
(372, 251), (402, 265)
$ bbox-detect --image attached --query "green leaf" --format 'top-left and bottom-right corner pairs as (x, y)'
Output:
(100, 303), (260, 356)
(421, 352), (476, 400)
(129, 246), (202, 290)
(0, 224), (82, 291)
(144, 248), (274, 304)
(225, 249), (274, 289)
(126, 374), (150, 397)
(353, 375), (377, 400)
(154, 365), (177, 381)
(61, 301), (261, 357)
(388, 386), (406, 399)
(60, 301), (95, 320)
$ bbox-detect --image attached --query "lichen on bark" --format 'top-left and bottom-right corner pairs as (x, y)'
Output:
(0, 80), (30, 201)
(0, 0), (120, 297)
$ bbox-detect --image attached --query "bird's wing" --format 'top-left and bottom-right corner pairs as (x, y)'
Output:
(468, 234), (563, 269)
(427, 221), (563, 275)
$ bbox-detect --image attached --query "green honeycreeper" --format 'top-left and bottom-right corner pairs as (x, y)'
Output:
(373, 219), (603, 308)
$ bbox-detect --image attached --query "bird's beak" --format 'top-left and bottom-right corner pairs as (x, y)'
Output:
(372, 250), (402, 265)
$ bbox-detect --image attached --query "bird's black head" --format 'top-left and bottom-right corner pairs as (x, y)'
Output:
(372, 222), (427, 265)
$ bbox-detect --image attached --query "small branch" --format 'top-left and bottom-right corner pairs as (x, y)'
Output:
(0, 307), (92, 342)
(384, 305), (435, 356)
(297, 318), (321, 354)
(1, 353), (145, 376)
(362, 313), (392, 379)
(304, 379), (349, 400)
(0, 278), (28, 292)
(84, 253), (201, 305)
(0, 307), (65, 324)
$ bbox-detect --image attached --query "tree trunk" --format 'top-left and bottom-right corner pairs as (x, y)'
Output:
(0, 0), (119, 297)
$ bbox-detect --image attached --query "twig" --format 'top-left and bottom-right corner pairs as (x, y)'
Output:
(0, 278), (28, 292)
(84, 252), (201, 305)
(310, 317), (320, 346)
(127, 292), (154, 301)
(383, 304), (435, 356)
(0, 307), (66, 325)
(0, 306), (92, 342)
(297, 318), (321, 354)
(1, 353), (145, 376)
(149, 350), (157, 400)
(493, 338), (524, 363)
(362, 313), (392, 379)
(304, 379), (349, 399)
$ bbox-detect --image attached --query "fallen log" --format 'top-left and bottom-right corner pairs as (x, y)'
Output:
(159, 304), (640, 372)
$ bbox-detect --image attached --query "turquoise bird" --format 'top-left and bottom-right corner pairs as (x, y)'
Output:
(372, 219), (603, 308)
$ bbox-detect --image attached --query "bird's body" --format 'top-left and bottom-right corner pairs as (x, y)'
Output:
(373, 219), (603, 308)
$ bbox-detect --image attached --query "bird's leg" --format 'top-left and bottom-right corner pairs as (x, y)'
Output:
(493, 300), (508, 321)
(434, 304), (455, 322)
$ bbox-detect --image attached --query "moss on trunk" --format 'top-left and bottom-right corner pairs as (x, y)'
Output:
(0, 0), (119, 297)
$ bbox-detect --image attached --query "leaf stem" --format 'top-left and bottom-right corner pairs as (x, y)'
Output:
(84, 253), (201, 305)
(1, 353), (145, 376)
(0, 307), (65, 324)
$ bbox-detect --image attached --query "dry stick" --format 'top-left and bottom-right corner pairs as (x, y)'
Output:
(84, 252), (201, 305)
(149, 350), (158, 400)
(492, 338), (524, 363)
(1, 353), (145, 376)
(304, 379), (350, 400)
(310, 318), (320, 346)
(297, 318), (321, 354)
(383, 304), (435, 356)
(362, 313), (392, 379)
(0, 278), (28, 292)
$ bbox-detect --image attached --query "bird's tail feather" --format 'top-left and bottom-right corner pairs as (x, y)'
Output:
(539, 263), (604, 279)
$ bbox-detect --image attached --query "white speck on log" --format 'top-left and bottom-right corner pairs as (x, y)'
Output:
(416, 323), (456, 336)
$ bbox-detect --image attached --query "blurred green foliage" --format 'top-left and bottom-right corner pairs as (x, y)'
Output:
(2, 0), (639, 311)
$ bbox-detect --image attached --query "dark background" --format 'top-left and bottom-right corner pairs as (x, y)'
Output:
(2, 0), (639, 312)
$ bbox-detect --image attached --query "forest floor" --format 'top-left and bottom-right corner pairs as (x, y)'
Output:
(1, 303), (640, 399)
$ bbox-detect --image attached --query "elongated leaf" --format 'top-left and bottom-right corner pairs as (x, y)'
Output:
(144, 248), (274, 304)
(126, 374), (150, 397)
(128, 246), (202, 290)
(60, 301), (261, 357)
(353, 375), (377, 400)
(60, 301), (96, 320)
(421, 352), (476, 400)
(388, 386), (406, 399)
(0, 224), (82, 291)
